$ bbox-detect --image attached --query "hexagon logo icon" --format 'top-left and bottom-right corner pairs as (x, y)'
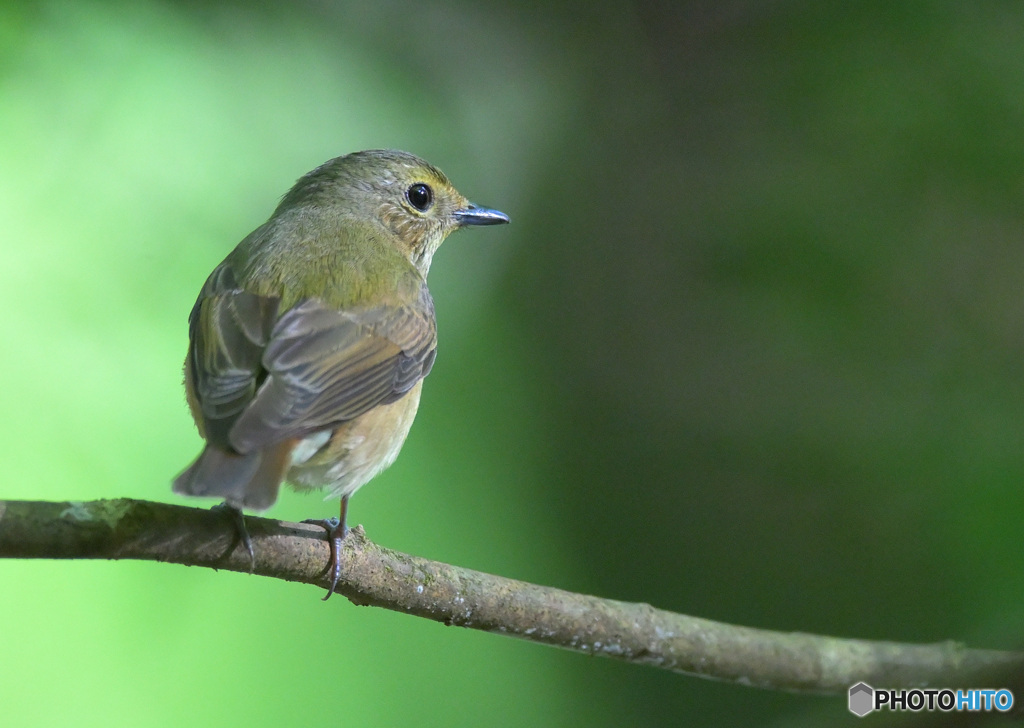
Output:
(849, 682), (874, 717)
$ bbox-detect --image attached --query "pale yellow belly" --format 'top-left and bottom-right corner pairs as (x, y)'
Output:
(284, 381), (423, 500)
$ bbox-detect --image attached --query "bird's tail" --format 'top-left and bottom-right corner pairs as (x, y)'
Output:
(172, 442), (293, 511)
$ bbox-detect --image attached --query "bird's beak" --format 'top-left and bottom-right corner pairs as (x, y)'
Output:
(454, 203), (510, 227)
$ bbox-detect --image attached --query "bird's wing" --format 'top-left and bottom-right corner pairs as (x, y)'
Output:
(226, 287), (437, 453)
(187, 263), (437, 455)
(187, 263), (280, 449)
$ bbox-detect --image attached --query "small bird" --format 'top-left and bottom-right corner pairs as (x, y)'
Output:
(173, 149), (508, 597)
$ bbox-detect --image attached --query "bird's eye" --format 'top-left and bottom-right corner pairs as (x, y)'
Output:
(406, 183), (433, 212)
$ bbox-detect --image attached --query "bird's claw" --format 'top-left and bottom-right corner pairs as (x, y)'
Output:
(213, 502), (255, 573)
(301, 517), (350, 600)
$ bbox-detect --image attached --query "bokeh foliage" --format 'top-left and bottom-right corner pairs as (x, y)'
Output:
(2, 1), (1023, 725)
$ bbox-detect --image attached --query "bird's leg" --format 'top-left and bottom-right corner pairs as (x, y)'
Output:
(302, 495), (350, 601)
(212, 502), (255, 572)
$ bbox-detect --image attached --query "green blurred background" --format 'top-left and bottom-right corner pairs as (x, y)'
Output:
(2, 1), (1023, 725)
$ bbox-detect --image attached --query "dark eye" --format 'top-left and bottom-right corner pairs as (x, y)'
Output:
(406, 183), (433, 212)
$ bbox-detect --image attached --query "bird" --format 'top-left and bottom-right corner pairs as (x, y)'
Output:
(173, 149), (509, 598)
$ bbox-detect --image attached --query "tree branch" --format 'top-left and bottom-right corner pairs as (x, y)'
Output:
(1, 498), (1019, 693)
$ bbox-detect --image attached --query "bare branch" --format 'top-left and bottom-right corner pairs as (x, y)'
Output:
(1, 498), (1019, 693)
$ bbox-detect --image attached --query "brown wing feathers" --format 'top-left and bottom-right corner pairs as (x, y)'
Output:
(186, 264), (437, 456)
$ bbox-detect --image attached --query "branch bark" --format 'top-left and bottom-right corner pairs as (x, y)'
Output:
(1, 498), (1019, 693)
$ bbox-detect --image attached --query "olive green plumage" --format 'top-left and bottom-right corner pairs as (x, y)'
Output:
(174, 149), (508, 516)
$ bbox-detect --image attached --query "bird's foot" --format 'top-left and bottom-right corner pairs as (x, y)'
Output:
(213, 502), (254, 573)
(301, 516), (349, 600)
